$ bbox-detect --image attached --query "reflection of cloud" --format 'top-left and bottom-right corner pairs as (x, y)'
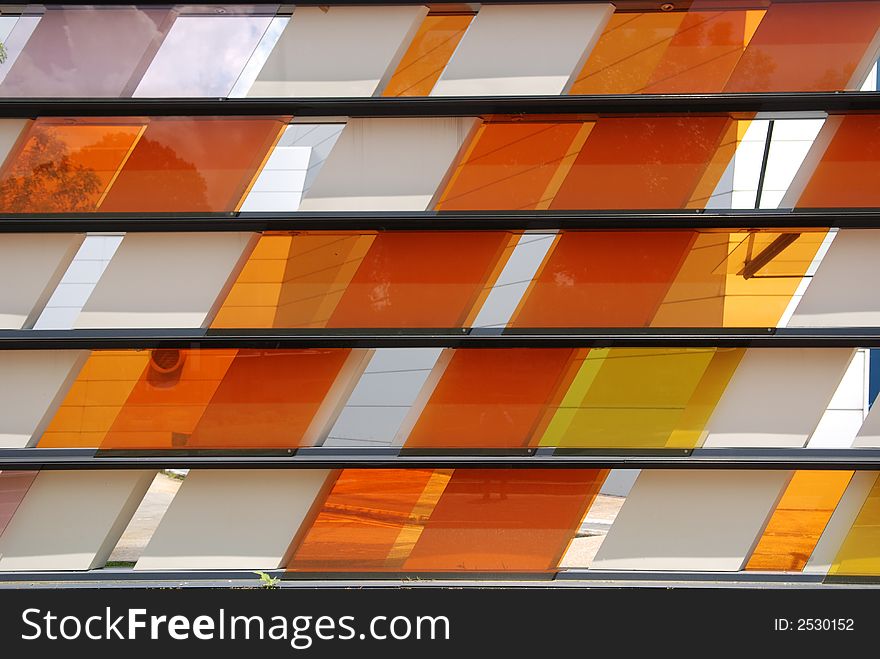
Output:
(229, 16), (289, 97)
(134, 16), (273, 97)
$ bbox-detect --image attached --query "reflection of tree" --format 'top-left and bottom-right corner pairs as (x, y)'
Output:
(0, 125), (210, 213)
(121, 136), (209, 211)
(0, 127), (101, 212)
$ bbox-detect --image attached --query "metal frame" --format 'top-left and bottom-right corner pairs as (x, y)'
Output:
(2, 0), (872, 9)
(0, 569), (873, 589)
(1, 327), (880, 349)
(3, 447), (880, 469)
(1, 209), (879, 232)
(2, 91), (880, 117)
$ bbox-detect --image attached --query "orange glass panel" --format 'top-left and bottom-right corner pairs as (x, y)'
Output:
(98, 348), (238, 449)
(186, 349), (354, 449)
(215, 231), (513, 328)
(404, 469), (607, 572)
(98, 116), (287, 212)
(405, 348), (579, 448)
(652, 230), (828, 327)
(725, 1), (880, 92)
(41, 348), (353, 449)
(211, 234), (293, 328)
(382, 14), (474, 97)
(435, 121), (593, 211)
(643, 11), (762, 93)
(549, 116), (736, 209)
(796, 115), (880, 208)
(288, 469), (451, 571)
(746, 471), (853, 572)
(573, 2), (880, 95)
(0, 119), (144, 212)
(570, 12), (687, 94)
(327, 232), (511, 327)
(39, 350), (151, 448)
(511, 231), (696, 327)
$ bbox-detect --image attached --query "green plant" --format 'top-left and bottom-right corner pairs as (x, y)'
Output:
(254, 571), (280, 589)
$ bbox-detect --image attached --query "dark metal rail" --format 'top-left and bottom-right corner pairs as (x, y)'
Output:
(2, 447), (880, 469)
(0, 208), (878, 232)
(1, 91), (880, 118)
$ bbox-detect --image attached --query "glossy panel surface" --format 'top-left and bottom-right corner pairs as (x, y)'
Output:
(830, 474), (880, 576)
(39, 348), (353, 449)
(746, 470), (852, 572)
(214, 232), (513, 328)
(289, 468), (606, 572)
(571, 1), (880, 94)
(383, 13), (474, 97)
(0, 7), (172, 97)
(0, 117), (286, 213)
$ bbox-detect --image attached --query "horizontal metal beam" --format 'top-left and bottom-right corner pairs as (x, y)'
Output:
(2, 92), (880, 118)
(0, 327), (880, 349)
(0, 0), (843, 12)
(0, 208), (878, 232)
(0, 568), (872, 589)
(3, 447), (880, 469)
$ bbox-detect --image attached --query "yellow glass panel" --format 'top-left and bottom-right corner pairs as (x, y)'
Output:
(538, 347), (743, 448)
(829, 474), (880, 576)
(719, 231), (828, 327)
(747, 471), (852, 572)
(652, 230), (827, 328)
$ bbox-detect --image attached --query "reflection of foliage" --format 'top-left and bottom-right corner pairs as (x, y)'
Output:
(0, 42), (6, 64)
(122, 137), (209, 211)
(0, 125), (210, 213)
(0, 127), (101, 212)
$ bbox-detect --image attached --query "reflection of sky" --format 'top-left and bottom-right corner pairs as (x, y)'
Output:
(134, 17), (273, 97)
(229, 16), (289, 97)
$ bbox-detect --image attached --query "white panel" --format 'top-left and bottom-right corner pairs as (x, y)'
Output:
(74, 232), (256, 328)
(599, 469), (640, 497)
(809, 410), (866, 449)
(248, 6), (427, 97)
(230, 16), (289, 97)
(0, 350), (87, 448)
(324, 347), (444, 447)
(239, 123), (344, 212)
(0, 470), (154, 570)
(808, 349), (868, 448)
(591, 470), (790, 571)
(135, 469), (332, 570)
(860, 62), (878, 91)
(0, 118), (27, 165)
(472, 234), (555, 328)
(804, 471), (878, 573)
(781, 115), (843, 208)
(702, 348), (854, 447)
(0, 233), (83, 328)
(789, 230), (880, 327)
(34, 235), (124, 330)
(299, 117), (479, 211)
(854, 396), (880, 447)
(432, 4), (613, 96)
(759, 118), (825, 209)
